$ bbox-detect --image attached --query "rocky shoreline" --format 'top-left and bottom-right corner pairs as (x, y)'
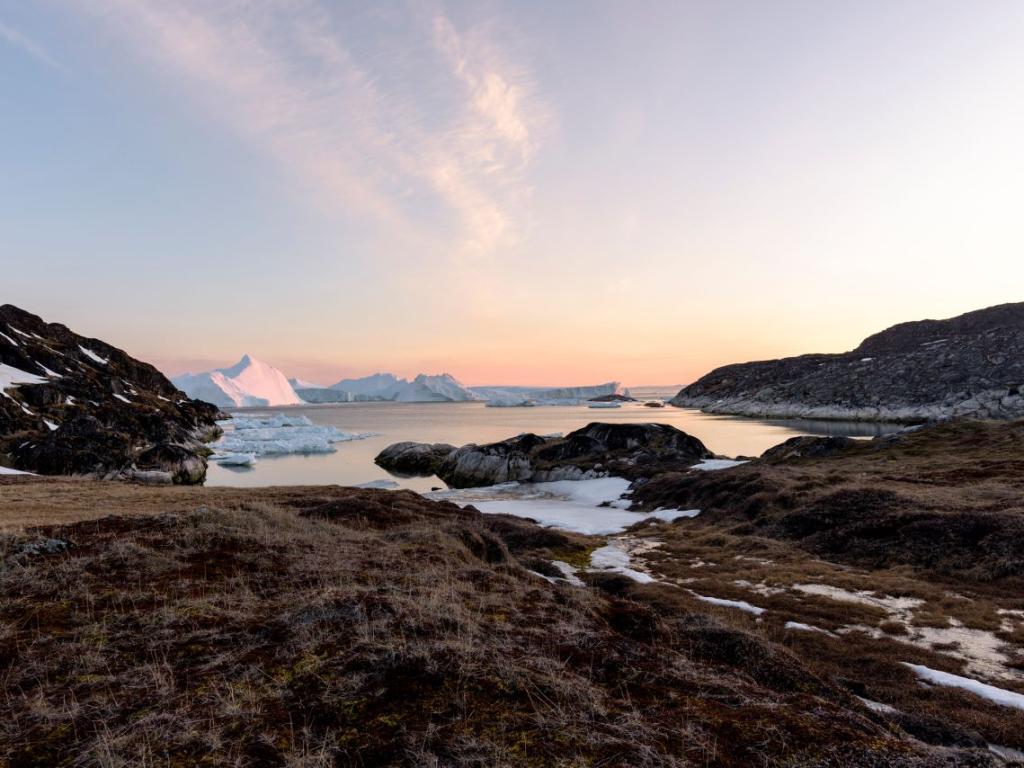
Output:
(671, 302), (1024, 423)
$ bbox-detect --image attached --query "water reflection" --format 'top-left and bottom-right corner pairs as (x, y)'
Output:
(205, 401), (907, 490)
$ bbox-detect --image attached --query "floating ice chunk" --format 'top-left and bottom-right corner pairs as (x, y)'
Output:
(211, 452), (257, 466)
(214, 413), (373, 456)
(353, 479), (400, 489)
(692, 459), (748, 471)
(590, 541), (656, 583)
(78, 345), (108, 365)
(693, 594), (765, 615)
(903, 663), (1024, 710)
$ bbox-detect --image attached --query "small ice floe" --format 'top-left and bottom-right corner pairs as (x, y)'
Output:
(692, 593), (766, 616)
(215, 413), (374, 456)
(860, 357), (874, 363)
(856, 696), (898, 714)
(587, 401), (621, 409)
(428, 477), (699, 535)
(353, 479), (400, 489)
(211, 452), (257, 467)
(78, 345), (108, 365)
(785, 620), (832, 635)
(903, 663), (1024, 711)
(589, 540), (657, 583)
(112, 393), (131, 403)
(692, 459), (748, 471)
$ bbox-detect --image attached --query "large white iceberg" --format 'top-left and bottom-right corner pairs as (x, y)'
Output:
(215, 413), (373, 455)
(173, 355), (302, 408)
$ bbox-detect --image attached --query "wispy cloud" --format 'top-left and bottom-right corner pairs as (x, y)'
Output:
(80, 1), (549, 263)
(0, 20), (61, 70)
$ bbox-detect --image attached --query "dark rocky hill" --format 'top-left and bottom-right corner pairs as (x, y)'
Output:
(0, 304), (221, 482)
(671, 302), (1024, 422)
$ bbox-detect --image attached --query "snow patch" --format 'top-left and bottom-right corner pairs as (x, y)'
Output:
(0, 330), (19, 346)
(692, 594), (765, 616)
(589, 540), (656, 583)
(785, 621), (831, 635)
(0, 466), (33, 475)
(43, 419), (58, 431)
(1, 363), (47, 392)
(903, 663), (1024, 711)
(112, 393), (131, 403)
(78, 345), (108, 365)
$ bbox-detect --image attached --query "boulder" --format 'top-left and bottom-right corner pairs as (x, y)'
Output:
(759, 436), (857, 464)
(436, 423), (713, 488)
(374, 441), (456, 476)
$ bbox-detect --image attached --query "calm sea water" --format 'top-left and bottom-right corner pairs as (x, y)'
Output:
(204, 396), (903, 490)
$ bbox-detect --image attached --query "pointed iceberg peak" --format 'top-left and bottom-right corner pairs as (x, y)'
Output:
(172, 355), (301, 409)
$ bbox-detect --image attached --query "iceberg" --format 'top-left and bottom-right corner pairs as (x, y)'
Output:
(215, 413), (373, 455)
(473, 382), (622, 406)
(297, 372), (484, 403)
(173, 355), (302, 408)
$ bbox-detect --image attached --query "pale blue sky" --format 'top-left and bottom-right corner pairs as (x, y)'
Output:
(2, 1), (1023, 385)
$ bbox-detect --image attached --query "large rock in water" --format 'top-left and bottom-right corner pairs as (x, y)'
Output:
(0, 305), (222, 482)
(436, 423), (714, 488)
(374, 441), (456, 476)
(671, 302), (1024, 422)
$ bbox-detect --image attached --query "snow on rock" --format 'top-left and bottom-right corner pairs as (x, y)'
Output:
(1, 362), (47, 392)
(0, 466), (33, 475)
(0, 329), (19, 346)
(112, 393), (131, 404)
(692, 594), (766, 616)
(903, 663), (1024, 711)
(173, 355), (302, 408)
(215, 413), (373, 455)
(43, 419), (58, 431)
(78, 345), (108, 365)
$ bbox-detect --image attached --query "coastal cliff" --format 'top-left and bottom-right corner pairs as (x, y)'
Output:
(0, 304), (222, 482)
(671, 302), (1024, 422)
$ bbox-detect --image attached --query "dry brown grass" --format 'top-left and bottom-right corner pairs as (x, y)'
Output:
(0, 482), (995, 767)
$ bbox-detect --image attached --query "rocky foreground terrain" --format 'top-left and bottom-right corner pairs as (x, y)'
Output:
(672, 302), (1024, 421)
(2, 418), (1024, 766)
(0, 305), (222, 482)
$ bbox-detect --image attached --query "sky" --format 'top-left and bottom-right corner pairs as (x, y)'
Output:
(2, 1), (1023, 387)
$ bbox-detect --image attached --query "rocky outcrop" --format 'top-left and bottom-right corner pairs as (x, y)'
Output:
(758, 435), (857, 464)
(0, 304), (222, 482)
(671, 302), (1024, 422)
(436, 422), (714, 488)
(374, 441), (456, 476)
